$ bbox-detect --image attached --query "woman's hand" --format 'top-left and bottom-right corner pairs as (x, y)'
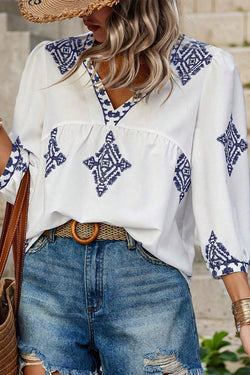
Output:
(240, 325), (250, 357)
(222, 272), (250, 358)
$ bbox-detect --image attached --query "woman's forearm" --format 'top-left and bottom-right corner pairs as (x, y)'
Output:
(0, 123), (12, 176)
(222, 271), (250, 302)
(222, 272), (250, 356)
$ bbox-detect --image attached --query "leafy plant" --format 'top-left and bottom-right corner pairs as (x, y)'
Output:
(200, 332), (250, 375)
(243, 41), (250, 47)
(237, 346), (250, 368)
(200, 331), (237, 374)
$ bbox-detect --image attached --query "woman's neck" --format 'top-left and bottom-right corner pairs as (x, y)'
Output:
(97, 56), (149, 109)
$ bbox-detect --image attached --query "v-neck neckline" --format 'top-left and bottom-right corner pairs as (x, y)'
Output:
(80, 34), (144, 126)
(91, 63), (137, 112)
(83, 59), (143, 126)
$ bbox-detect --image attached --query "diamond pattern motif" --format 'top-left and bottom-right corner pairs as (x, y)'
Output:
(173, 153), (191, 203)
(44, 129), (66, 177)
(171, 38), (213, 85)
(83, 131), (131, 197)
(217, 115), (248, 176)
(45, 34), (93, 75)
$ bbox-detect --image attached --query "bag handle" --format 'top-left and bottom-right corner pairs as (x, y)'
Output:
(0, 170), (30, 316)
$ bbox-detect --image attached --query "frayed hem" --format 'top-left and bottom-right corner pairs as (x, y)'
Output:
(144, 349), (204, 375)
(188, 369), (204, 375)
(143, 367), (204, 375)
(18, 340), (95, 375)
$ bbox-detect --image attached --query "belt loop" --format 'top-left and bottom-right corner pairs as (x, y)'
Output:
(126, 232), (136, 250)
(48, 228), (56, 242)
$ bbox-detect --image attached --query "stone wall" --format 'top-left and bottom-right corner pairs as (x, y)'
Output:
(182, 0), (250, 13)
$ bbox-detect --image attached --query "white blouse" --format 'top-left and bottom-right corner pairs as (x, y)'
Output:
(1, 32), (249, 280)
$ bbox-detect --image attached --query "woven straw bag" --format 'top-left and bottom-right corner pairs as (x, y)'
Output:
(0, 279), (17, 375)
(0, 170), (30, 375)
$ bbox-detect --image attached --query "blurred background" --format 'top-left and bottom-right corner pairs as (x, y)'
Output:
(0, 0), (250, 367)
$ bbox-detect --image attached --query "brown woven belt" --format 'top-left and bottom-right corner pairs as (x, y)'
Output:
(44, 220), (127, 244)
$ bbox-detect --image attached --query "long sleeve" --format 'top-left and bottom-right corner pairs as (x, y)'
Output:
(192, 49), (250, 279)
(0, 41), (48, 204)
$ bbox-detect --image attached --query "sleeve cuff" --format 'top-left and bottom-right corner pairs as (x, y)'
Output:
(204, 231), (249, 279)
(0, 143), (29, 190)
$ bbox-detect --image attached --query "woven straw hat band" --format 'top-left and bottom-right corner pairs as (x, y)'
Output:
(18, 0), (120, 23)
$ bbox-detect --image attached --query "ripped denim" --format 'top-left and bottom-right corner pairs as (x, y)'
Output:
(18, 231), (204, 375)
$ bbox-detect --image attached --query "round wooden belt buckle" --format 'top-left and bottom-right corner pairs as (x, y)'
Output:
(71, 221), (99, 244)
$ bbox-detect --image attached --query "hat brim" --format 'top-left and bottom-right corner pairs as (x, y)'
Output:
(18, 0), (120, 23)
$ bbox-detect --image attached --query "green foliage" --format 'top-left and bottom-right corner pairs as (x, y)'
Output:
(233, 369), (250, 375)
(228, 41), (250, 48)
(237, 346), (250, 367)
(243, 41), (250, 47)
(200, 332), (250, 375)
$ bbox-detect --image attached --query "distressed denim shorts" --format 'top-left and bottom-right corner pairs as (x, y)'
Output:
(18, 230), (204, 375)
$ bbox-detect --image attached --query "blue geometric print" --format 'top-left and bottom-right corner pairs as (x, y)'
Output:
(45, 33), (94, 75)
(173, 153), (191, 203)
(0, 142), (28, 190)
(171, 37), (213, 85)
(13, 137), (29, 173)
(217, 115), (248, 176)
(46, 33), (141, 126)
(14, 136), (29, 153)
(205, 231), (248, 279)
(83, 131), (131, 196)
(44, 129), (66, 177)
(83, 60), (141, 126)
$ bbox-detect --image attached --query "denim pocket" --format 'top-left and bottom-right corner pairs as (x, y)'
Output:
(27, 235), (49, 254)
(135, 242), (166, 266)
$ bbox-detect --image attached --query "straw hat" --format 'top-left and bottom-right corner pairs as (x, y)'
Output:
(18, 0), (120, 23)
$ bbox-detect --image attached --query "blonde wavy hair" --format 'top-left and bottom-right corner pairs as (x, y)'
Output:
(64, 0), (181, 99)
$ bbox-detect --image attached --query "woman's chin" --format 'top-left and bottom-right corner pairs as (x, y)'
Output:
(91, 29), (105, 43)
